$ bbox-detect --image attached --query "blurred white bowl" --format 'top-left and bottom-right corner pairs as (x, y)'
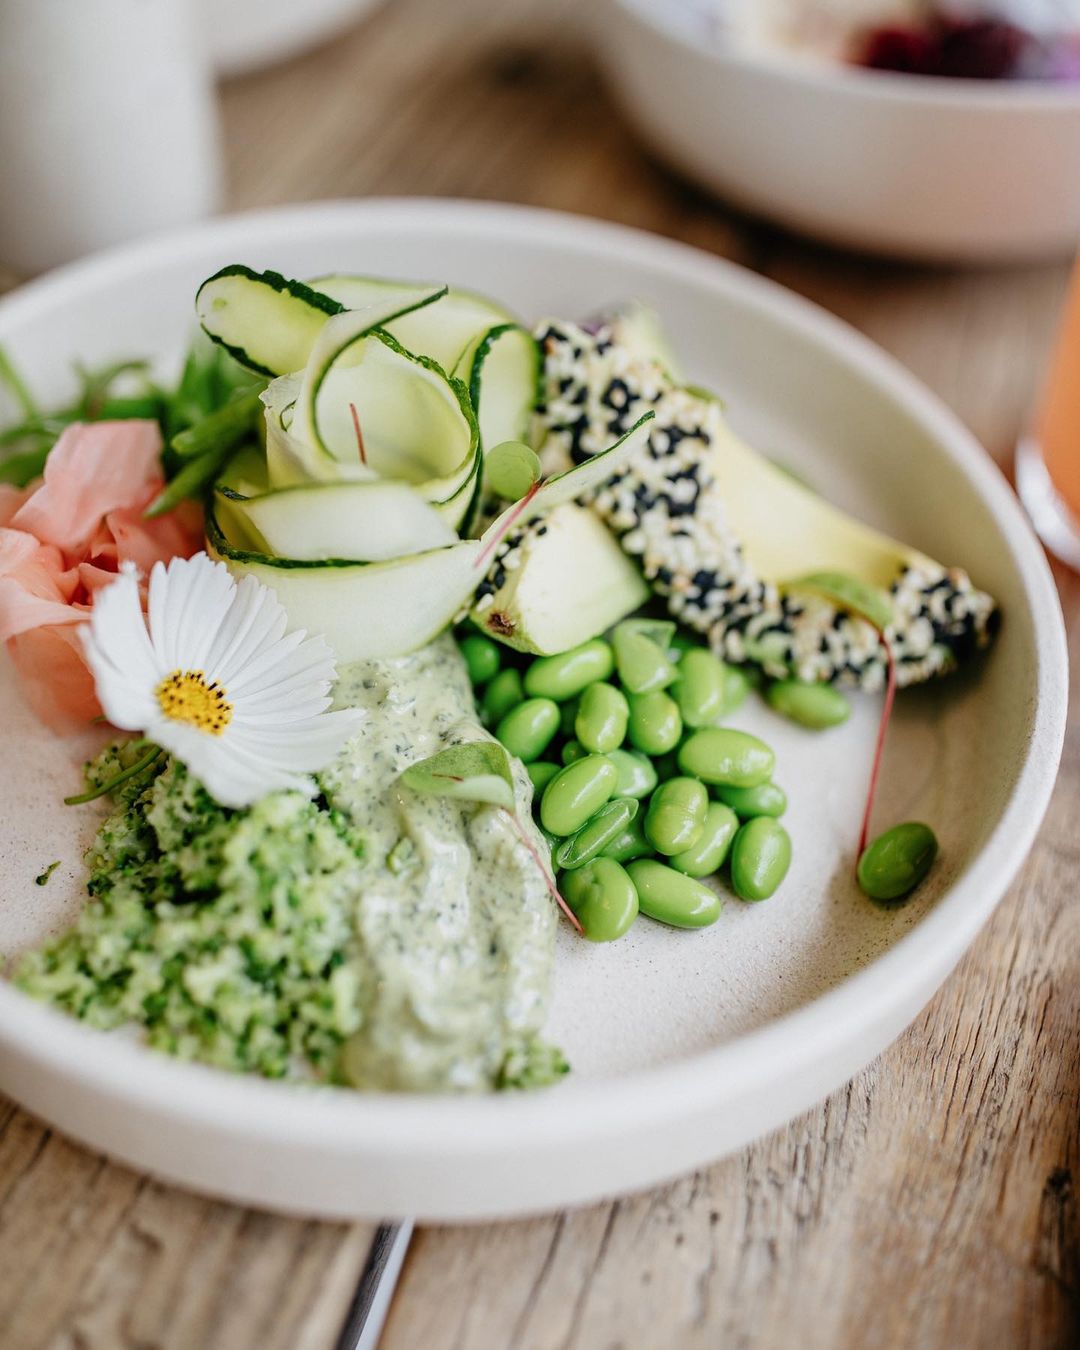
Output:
(601, 0), (1080, 262)
(205, 0), (384, 76)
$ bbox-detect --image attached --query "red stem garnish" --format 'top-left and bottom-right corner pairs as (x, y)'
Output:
(502, 808), (583, 935)
(349, 402), (367, 466)
(856, 629), (897, 866)
(474, 481), (542, 571)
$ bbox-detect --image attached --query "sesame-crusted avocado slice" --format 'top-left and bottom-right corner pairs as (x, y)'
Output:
(469, 502), (649, 655)
(532, 316), (998, 691)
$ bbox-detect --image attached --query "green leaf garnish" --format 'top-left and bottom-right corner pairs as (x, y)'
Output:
(785, 571), (893, 633)
(399, 742), (516, 810)
(485, 439), (542, 501)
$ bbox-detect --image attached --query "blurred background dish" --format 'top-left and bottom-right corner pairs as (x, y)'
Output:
(600, 0), (1080, 261)
(203, 0), (386, 75)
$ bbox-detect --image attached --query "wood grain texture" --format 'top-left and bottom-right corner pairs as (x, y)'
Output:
(1, 0), (1077, 1346)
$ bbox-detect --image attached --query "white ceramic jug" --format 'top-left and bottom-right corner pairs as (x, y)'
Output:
(0, 0), (222, 275)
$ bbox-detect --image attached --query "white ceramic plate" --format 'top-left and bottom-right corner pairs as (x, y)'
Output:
(0, 201), (1066, 1221)
(601, 0), (1080, 262)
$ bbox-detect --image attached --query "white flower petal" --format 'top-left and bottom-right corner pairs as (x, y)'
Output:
(209, 573), (289, 685)
(80, 569), (162, 729)
(226, 711), (362, 768)
(88, 552), (358, 809)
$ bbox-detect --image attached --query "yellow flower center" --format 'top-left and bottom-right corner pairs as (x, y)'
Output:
(156, 669), (233, 735)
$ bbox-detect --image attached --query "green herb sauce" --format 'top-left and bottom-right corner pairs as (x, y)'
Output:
(16, 636), (564, 1092)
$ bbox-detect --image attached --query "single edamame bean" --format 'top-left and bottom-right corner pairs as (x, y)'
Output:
(540, 754), (617, 836)
(561, 857), (639, 943)
(730, 817), (792, 901)
(559, 697), (580, 738)
(555, 798), (638, 870)
(627, 690), (682, 756)
(722, 664), (752, 714)
(716, 782), (788, 820)
(857, 822), (938, 902)
(626, 859), (722, 929)
(496, 697), (560, 763)
(644, 777), (708, 856)
(601, 812), (653, 863)
(576, 682), (630, 754)
(607, 748), (658, 800)
(458, 634), (501, 686)
(670, 802), (739, 878)
(481, 668), (524, 725)
(766, 679), (851, 730)
(524, 639), (614, 701)
(678, 728), (774, 787)
(562, 739), (587, 765)
(672, 648), (727, 728)
(612, 623), (678, 694)
(527, 760), (561, 794)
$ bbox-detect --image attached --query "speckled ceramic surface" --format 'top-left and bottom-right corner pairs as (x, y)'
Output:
(0, 202), (1067, 1220)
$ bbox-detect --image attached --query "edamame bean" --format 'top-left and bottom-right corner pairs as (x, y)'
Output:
(458, 634), (501, 686)
(540, 755), (617, 836)
(562, 740), (586, 765)
(527, 760), (561, 794)
(766, 679), (851, 730)
(555, 798), (638, 870)
(627, 690), (682, 755)
(670, 802), (739, 878)
(715, 782), (788, 819)
(607, 748), (658, 800)
(626, 859), (722, 929)
(644, 777), (708, 856)
(613, 623), (678, 694)
(730, 817), (792, 901)
(496, 698), (559, 763)
(722, 664), (752, 713)
(575, 682), (629, 754)
(678, 728), (774, 787)
(671, 648), (727, 728)
(857, 822), (938, 902)
(481, 668), (523, 725)
(600, 813), (653, 863)
(559, 697), (580, 738)
(561, 858), (639, 942)
(524, 639), (614, 700)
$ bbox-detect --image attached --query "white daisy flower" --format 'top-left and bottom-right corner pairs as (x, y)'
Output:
(81, 552), (362, 809)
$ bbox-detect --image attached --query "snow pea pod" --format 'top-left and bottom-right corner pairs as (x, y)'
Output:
(561, 858), (639, 943)
(644, 777), (708, 856)
(857, 822), (938, 902)
(555, 798), (638, 871)
(766, 679), (851, 730)
(540, 754), (616, 836)
(524, 639), (614, 700)
(670, 802), (739, 878)
(715, 782), (788, 820)
(626, 859), (722, 929)
(627, 690), (682, 756)
(496, 697), (559, 763)
(677, 728), (774, 787)
(600, 813), (653, 863)
(575, 681), (630, 754)
(730, 817), (792, 901)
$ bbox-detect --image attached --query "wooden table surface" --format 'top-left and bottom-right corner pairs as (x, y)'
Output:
(2, 1), (1077, 1346)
